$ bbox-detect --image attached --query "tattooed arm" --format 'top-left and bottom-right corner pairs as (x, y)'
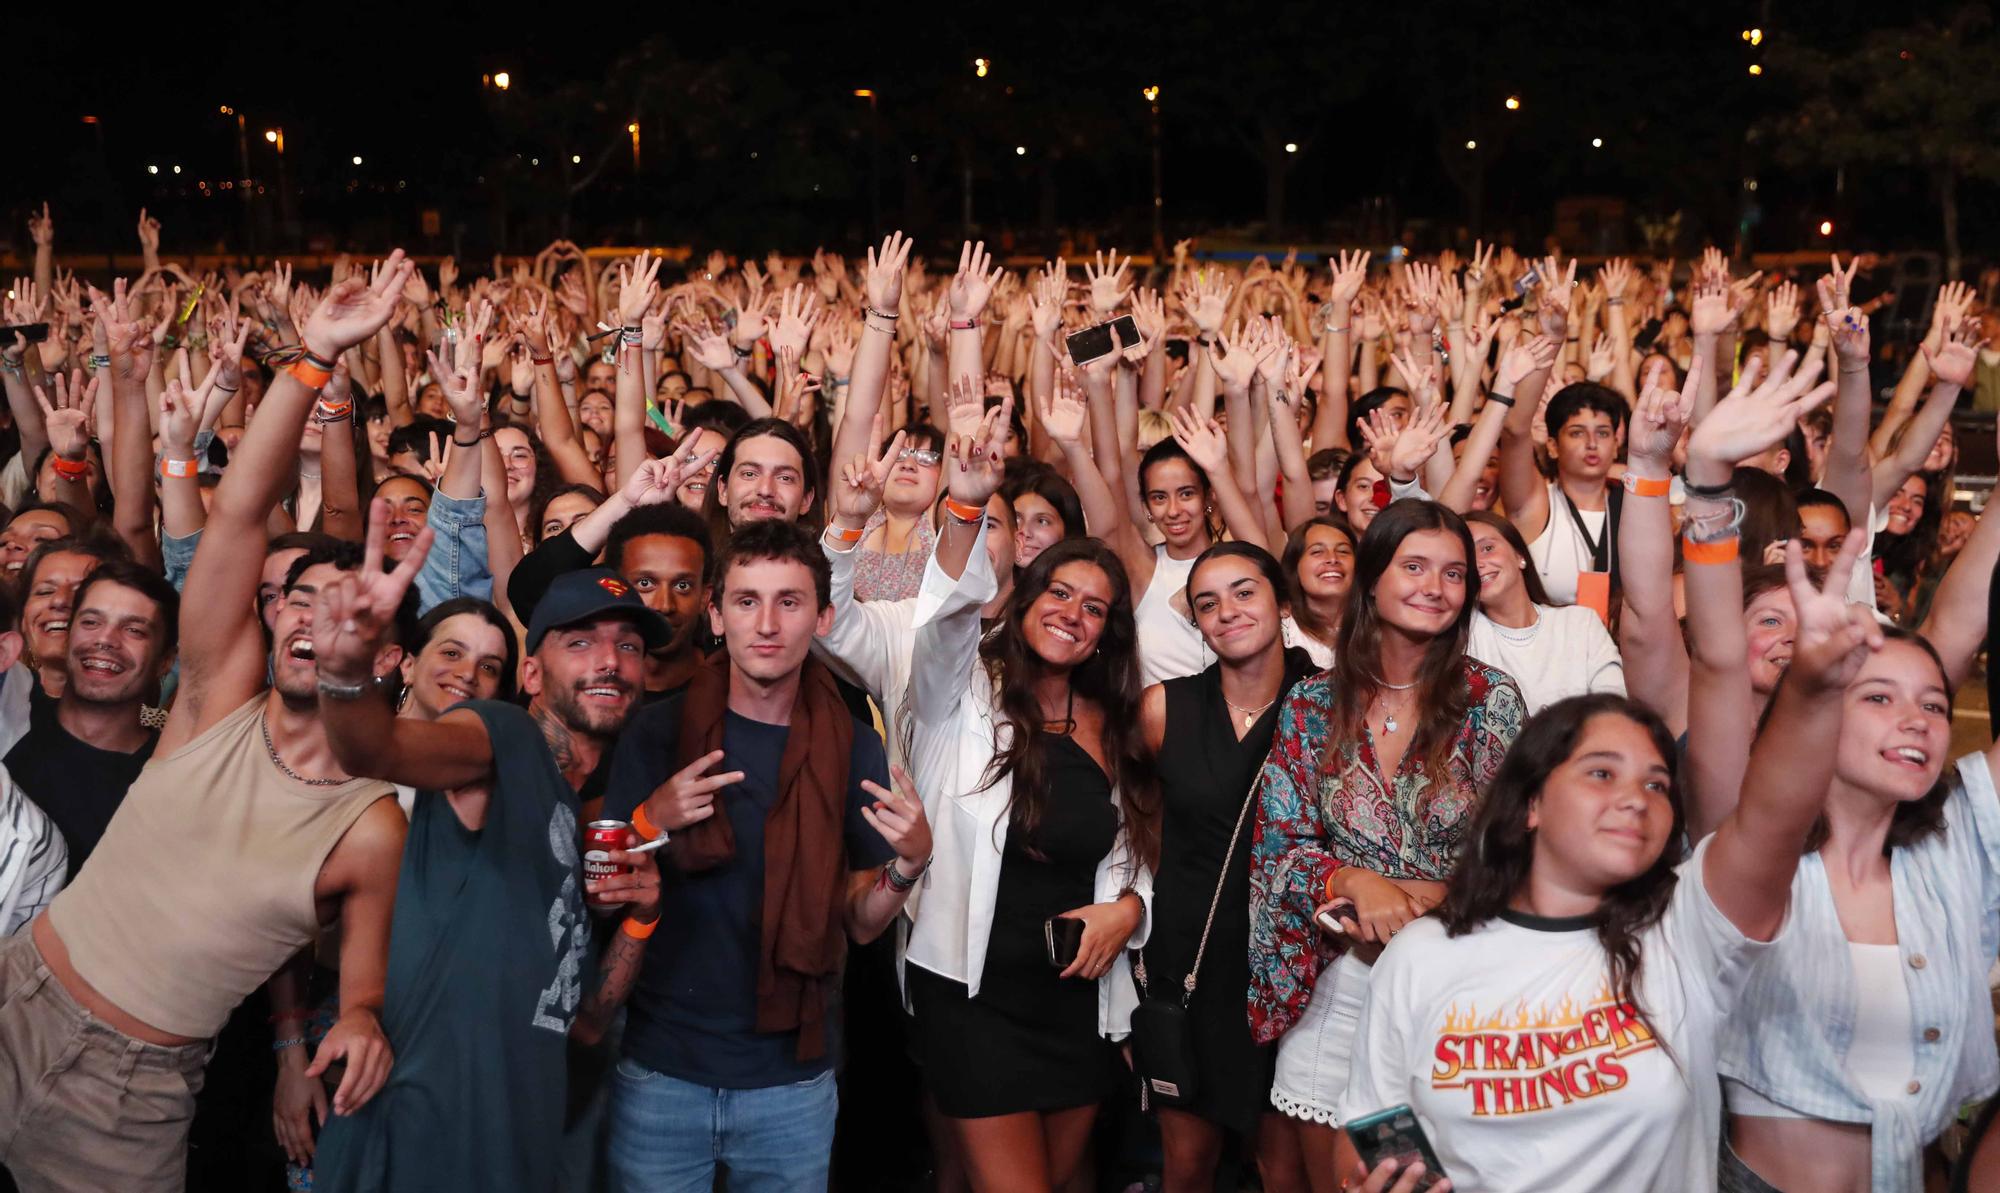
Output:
(572, 835), (662, 1047)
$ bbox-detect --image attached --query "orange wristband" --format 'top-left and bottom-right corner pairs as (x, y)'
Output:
(1622, 472), (1671, 498)
(1681, 536), (1740, 565)
(826, 524), (865, 544)
(1323, 867), (1342, 906)
(631, 803), (661, 842)
(942, 496), (985, 524)
(620, 915), (659, 940)
(288, 359), (333, 389)
(49, 455), (88, 480)
(160, 456), (197, 479)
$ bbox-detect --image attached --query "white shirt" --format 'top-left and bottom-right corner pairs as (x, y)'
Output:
(0, 766), (64, 936)
(1281, 616), (1335, 670)
(1466, 606), (1625, 714)
(1135, 546), (1211, 686)
(815, 529), (954, 778)
(1337, 836), (1778, 1193)
(905, 521), (1153, 1039)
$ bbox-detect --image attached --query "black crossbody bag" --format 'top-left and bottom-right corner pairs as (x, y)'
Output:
(1131, 775), (1258, 1107)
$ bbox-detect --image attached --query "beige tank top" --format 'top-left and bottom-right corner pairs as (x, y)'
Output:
(48, 694), (393, 1038)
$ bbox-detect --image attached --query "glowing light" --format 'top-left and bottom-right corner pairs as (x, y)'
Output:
(219, 105), (232, 115)
(1591, 137), (1603, 148)
(1465, 139), (1478, 149)
(172, 165), (181, 175)
(973, 58), (989, 78)
(1284, 142), (1298, 154)
(1142, 85), (1160, 102)
(627, 122), (638, 134)
(1015, 145), (1027, 156)
(1749, 28), (1762, 45)
(493, 71), (510, 90)
(853, 89), (874, 98)
(571, 154), (581, 164)
(1748, 63), (1763, 75)
(1504, 95), (1521, 110)
(264, 129), (278, 143)
(147, 165), (159, 175)
(351, 155), (363, 166)
(1819, 220), (1835, 236)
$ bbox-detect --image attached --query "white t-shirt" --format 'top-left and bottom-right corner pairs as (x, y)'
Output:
(1135, 547), (1211, 687)
(1337, 837), (1777, 1193)
(1466, 606), (1625, 714)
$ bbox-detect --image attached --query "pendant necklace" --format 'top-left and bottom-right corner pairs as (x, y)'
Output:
(1372, 675), (1418, 735)
(1222, 693), (1279, 731)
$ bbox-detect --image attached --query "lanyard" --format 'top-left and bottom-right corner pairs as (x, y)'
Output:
(1560, 485), (1619, 575)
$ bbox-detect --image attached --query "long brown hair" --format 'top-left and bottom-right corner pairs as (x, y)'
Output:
(1464, 510), (1552, 607)
(976, 537), (1159, 873)
(1440, 694), (1685, 1060)
(1328, 500), (1480, 797)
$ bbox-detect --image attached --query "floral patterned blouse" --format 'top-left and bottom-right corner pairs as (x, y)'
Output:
(1246, 660), (1524, 1044)
(852, 510), (937, 603)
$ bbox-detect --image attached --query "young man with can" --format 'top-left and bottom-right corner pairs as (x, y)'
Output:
(304, 500), (671, 1193)
(601, 517), (932, 1191)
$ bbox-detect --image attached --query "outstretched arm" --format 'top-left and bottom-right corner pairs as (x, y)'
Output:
(1616, 359), (1699, 737)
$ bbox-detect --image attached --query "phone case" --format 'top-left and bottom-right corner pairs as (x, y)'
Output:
(1044, 916), (1085, 969)
(1344, 1104), (1447, 1190)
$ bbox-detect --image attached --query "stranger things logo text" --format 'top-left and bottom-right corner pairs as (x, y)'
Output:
(1429, 986), (1656, 1117)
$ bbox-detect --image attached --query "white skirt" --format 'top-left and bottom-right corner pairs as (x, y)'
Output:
(1269, 951), (1372, 1124)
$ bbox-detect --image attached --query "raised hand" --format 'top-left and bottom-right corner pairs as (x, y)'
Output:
(1329, 249), (1370, 308)
(1177, 271), (1232, 337)
(1923, 317), (1986, 388)
(1038, 372), (1089, 445)
(616, 251), (662, 326)
(1687, 351), (1834, 473)
(1784, 533), (1882, 694)
(1689, 277), (1733, 337)
(1167, 403), (1230, 476)
(768, 284), (822, 357)
(302, 250), (413, 357)
(1402, 262), (1443, 336)
(831, 430), (904, 524)
(136, 208), (161, 255)
(943, 371), (985, 437)
(34, 371), (97, 462)
(1361, 398), (1449, 483)
(865, 234), (912, 315)
(1598, 257), (1633, 302)
(313, 498), (435, 692)
(1824, 254), (1861, 311)
(1210, 324), (1265, 394)
(1765, 281), (1802, 342)
(1535, 257), (1578, 338)
(1030, 262), (1067, 340)
(424, 349), (483, 430)
(944, 390), (1010, 506)
(1826, 307), (1871, 371)
(1084, 248), (1133, 316)
(623, 448), (713, 510)
(947, 240), (1005, 321)
(1627, 355), (1702, 466)
(26, 202), (52, 247)
(824, 321), (857, 377)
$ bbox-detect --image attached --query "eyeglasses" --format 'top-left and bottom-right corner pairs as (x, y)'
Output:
(899, 448), (942, 467)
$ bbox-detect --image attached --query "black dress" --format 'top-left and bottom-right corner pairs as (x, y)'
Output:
(908, 734), (1121, 1118)
(1139, 649), (1316, 1134)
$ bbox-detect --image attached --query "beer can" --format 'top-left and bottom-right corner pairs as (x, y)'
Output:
(583, 820), (630, 908)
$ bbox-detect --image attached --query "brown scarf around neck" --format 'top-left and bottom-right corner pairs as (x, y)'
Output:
(670, 655), (854, 1061)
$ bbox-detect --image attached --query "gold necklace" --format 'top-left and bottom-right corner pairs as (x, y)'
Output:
(1221, 692), (1279, 730)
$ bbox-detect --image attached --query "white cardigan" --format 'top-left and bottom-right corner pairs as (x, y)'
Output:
(815, 529), (933, 777)
(904, 521), (1153, 1040)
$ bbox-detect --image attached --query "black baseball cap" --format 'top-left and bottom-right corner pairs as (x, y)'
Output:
(525, 568), (672, 654)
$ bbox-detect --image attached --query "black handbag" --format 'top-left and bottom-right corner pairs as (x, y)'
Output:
(1131, 774), (1258, 1108)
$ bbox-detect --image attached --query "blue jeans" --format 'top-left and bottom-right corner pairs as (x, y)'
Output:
(605, 1061), (837, 1193)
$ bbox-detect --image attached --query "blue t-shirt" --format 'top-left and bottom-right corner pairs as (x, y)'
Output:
(605, 698), (892, 1089)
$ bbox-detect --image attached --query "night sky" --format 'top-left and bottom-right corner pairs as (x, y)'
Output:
(10, 0), (1990, 263)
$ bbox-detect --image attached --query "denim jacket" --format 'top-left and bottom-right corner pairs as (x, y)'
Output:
(1719, 752), (2000, 1192)
(414, 489), (492, 614)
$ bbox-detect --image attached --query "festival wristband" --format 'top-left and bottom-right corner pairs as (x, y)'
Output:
(942, 496), (985, 524)
(160, 456), (197, 480)
(631, 803), (662, 842)
(1621, 472), (1671, 498)
(949, 318), (979, 331)
(826, 523), (865, 544)
(1681, 536), (1740, 565)
(288, 359), (334, 389)
(621, 915), (659, 940)
(49, 456), (88, 480)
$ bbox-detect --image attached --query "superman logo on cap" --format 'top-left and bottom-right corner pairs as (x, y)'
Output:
(597, 577), (630, 597)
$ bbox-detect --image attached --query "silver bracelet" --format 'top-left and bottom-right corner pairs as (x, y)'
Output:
(1682, 497), (1746, 544)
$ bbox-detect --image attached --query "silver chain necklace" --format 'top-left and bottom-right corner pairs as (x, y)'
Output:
(262, 712), (344, 787)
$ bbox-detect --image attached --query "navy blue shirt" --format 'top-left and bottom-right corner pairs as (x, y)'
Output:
(606, 697), (892, 1089)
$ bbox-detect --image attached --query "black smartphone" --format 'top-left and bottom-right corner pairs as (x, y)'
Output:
(1065, 315), (1142, 366)
(1344, 1104), (1448, 1190)
(0, 322), (49, 344)
(1044, 915), (1084, 969)
(1315, 897), (1360, 938)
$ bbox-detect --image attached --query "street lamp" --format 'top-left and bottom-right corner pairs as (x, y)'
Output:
(1144, 85), (1164, 258)
(628, 122), (641, 172)
(1504, 95), (1521, 110)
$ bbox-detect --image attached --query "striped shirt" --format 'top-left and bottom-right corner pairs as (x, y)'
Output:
(1719, 751), (2000, 1192)
(0, 769), (65, 935)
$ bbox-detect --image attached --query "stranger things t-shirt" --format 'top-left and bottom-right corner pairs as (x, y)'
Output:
(1336, 836), (1777, 1193)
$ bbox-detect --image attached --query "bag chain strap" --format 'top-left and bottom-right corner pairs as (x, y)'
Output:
(1137, 772), (1261, 1009)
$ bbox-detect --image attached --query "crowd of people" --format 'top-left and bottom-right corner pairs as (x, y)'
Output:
(1, 201), (1999, 1193)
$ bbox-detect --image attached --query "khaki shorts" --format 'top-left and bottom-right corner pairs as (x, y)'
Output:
(0, 928), (211, 1193)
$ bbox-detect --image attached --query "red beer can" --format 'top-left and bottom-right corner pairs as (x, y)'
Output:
(583, 820), (631, 909)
